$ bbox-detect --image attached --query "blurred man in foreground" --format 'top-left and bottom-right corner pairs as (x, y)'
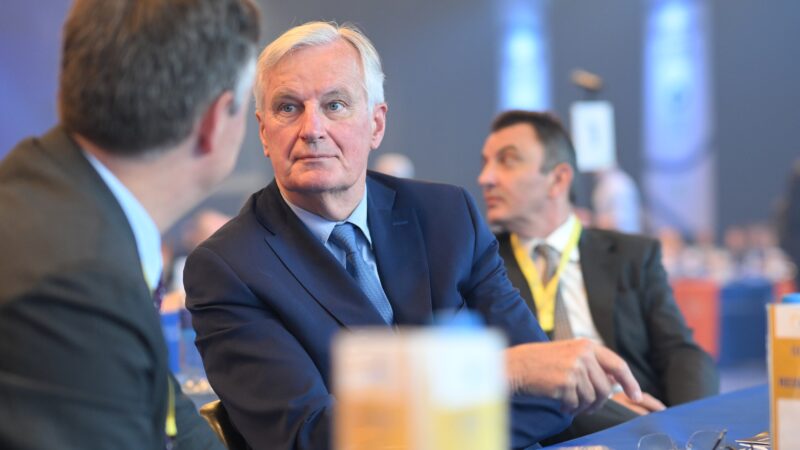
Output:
(478, 110), (718, 442)
(0, 0), (260, 447)
(184, 21), (640, 450)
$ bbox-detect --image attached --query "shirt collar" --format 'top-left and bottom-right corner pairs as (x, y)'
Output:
(520, 213), (580, 262)
(82, 151), (163, 290)
(283, 187), (373, 247)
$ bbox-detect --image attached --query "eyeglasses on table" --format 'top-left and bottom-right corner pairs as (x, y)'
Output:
(637, 429), (735, 450)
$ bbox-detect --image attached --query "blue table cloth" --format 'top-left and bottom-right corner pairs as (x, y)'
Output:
(545, 384), (768, 449)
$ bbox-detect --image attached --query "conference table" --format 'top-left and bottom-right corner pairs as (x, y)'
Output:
(544, 384), (769, 449)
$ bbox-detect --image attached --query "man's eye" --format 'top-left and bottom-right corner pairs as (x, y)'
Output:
(498, 154), (520, 166)
(278, 104), (297, 113)
(327, 101), (344, 112)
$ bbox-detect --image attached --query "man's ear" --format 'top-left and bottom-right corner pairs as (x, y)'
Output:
(549, 162), (575, 198)
(255, 109), (270, 158)
(369, 102), (388, 150)
(197, 90), (236, 156)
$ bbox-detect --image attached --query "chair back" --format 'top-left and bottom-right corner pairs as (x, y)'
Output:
(199, 400), (248, 450)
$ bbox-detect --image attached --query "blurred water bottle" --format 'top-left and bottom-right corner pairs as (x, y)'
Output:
(333, 312), (507, 450)
(768, 293), (800, 449)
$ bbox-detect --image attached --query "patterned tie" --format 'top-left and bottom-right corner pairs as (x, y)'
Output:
(328, 223), (394, 324)
(534, 244), (573, 340)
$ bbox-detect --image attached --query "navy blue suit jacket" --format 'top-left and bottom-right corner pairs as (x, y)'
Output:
(185, 172), (570, 449)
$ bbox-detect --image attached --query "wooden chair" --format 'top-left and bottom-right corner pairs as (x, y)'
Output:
(199, 400), (248, 450)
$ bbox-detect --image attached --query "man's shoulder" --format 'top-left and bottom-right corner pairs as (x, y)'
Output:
(583, 227), (660, 260)
(368, 171), (465, 194)
(366, 171), (472, 210)
(0, 129), (143, 299)
(585, 227), (656, 245)
(200, 191), (268, 250)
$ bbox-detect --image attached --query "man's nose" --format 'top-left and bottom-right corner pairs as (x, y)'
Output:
(299, 107), (325, 143)
(478, 163), (494, 188)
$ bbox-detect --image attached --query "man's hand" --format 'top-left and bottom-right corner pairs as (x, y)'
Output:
(505, 338), (642, 415)
(611, 391), (666, 415)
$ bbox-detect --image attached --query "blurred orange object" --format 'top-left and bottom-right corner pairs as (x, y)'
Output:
(672, 279), (720, 360)
(773, 278), (797, 302)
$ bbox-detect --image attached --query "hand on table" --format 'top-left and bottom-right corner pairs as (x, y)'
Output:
(505, 338), (642, 415)
(612, 391), (666, 415)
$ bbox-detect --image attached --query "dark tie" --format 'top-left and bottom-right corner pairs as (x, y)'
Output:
(534, 244), (573, 340)
(328, 223), (394, 324)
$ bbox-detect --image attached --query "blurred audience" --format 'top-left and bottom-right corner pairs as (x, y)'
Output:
(656, 224), (794, 284)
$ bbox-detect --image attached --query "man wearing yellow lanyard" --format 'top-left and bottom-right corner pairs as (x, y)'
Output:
(478, 110), (718, 443)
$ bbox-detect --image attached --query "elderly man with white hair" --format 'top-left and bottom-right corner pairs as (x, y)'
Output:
(184, 21), (640, 450)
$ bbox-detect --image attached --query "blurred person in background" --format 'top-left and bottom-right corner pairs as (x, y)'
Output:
(165, 209), (233, 295)
(676, 229), (732, 282)
(720, 224), (792, 281)
(372, 151), (416, 178)
(591, 165), (644, 234)
(746, 223), (794, 283)
(657, 227), (687, 278)
(478, 110), (718, 443)
(0, 0), (260, 447)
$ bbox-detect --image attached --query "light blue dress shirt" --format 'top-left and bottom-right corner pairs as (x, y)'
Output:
(282, 188), (387, 292)
(83, 151), (162, 291)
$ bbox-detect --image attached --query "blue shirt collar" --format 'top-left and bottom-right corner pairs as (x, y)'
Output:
(83, 151), (163, 290)
(282, 187), (372, 247)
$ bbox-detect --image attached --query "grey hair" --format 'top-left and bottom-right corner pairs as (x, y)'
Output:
(253, 21), (385, 112)
(59, 0), (261, 156)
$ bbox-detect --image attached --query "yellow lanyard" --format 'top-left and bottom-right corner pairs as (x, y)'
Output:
(509, 220), (582, 332)
(166, 376), (177, 445)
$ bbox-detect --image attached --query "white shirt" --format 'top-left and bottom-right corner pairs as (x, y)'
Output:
(83, 151), (162, 291)
(518, 214), (605, 344)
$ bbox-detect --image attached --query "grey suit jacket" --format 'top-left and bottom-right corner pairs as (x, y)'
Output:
(0, 127), (222, 449)
(498, 228), (718, 406)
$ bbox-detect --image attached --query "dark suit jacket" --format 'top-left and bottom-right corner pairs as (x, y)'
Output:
(498, 228), (718, 406)
(184, 173), (570, 450)
(0, 127), (222, 449)
(778, 161), (800, 287)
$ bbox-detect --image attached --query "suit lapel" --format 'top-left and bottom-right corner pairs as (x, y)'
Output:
(497, 233), (538, 319)
(367, 177), (432, 325)
(580, 229), (620, 350)
(255, 182), (386, 327)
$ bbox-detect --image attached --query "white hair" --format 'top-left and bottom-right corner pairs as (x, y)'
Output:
(253, 21), (385, 112)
